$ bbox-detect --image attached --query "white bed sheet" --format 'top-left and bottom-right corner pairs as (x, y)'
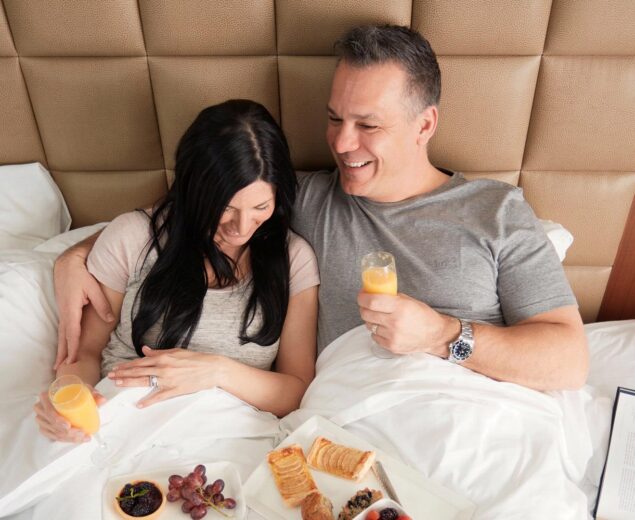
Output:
(0, 227), (633, 519)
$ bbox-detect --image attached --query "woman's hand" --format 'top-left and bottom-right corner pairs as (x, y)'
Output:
(108, 346), (226, 408)
(34, 386), (106, 443)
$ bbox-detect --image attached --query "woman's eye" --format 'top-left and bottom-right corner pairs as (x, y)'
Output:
(256, 205), (269, 211)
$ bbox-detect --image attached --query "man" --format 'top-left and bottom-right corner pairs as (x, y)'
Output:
(54, 25), (588, 391)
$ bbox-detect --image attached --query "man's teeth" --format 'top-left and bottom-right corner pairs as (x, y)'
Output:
(344, 161), (370, 168)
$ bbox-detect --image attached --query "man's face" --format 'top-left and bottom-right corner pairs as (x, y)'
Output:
(326, 61), (428, 202)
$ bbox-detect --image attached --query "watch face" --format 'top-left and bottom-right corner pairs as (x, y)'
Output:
(451, 339), (472, 361)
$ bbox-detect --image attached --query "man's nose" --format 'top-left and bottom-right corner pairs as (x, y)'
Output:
(332, 124), (359, 154)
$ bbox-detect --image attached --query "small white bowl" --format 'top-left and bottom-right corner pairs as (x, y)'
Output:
(351, 498), (409, 520)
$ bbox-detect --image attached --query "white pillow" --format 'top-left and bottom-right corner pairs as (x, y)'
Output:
(540, 219), (574, 262)
(0, 163), (71, 250)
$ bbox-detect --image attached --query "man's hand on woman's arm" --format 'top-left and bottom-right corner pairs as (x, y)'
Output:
(54, 230), (113, 368)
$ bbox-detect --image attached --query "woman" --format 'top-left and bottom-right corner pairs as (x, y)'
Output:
(35, 100), (319, 443)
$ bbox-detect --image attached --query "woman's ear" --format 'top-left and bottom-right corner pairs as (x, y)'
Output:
(416, 105), (438, 146)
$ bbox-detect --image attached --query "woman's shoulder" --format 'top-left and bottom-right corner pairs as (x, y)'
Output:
(287, 230), (316, 260)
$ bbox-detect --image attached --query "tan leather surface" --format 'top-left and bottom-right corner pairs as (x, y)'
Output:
(520, 171), (635, 266)
(412, 0), (552, 55)
(279, 56), (337, 170)
(139, 0), (276, 56)
(463, 171), (520, 186)
(0, 58), (46, 165)
(429, 57), (540, 172)
(276, 0), (410, 55)
(0, 3), (14, 56)
(20, 57), (163, 171)
(564, 266), (612, 323)
(149, 56), (279, 170)
(523, 57), (635, 171)
(0, 1), (633, 319)
(545, 0), (635, 55)
(3, 0), (145, 56)
(51, 170), (168, 228)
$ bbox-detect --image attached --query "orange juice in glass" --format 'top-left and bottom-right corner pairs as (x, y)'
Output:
(49, 374), (113, 465)
(361, 251), (398, 358)
(50, 376), (100, 434)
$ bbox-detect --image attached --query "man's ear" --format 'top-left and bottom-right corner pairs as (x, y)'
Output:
(416, 105), (438, 146)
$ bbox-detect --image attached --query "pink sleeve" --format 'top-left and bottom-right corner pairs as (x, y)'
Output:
(87, 211), (151, 293)
(288, 232), (320, 297)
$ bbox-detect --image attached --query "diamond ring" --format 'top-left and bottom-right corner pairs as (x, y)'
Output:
(149, 375), (159, 389)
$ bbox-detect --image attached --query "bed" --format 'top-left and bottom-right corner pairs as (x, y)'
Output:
(1, 2), (634, 519)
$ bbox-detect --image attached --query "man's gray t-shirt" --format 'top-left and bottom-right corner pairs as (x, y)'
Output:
(293, 169), (577, 353)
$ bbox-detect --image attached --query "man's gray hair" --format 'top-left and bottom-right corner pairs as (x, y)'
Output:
(334, 24), (441, 114)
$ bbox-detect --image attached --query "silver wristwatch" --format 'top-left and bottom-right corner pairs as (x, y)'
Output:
(448, 320), (474, 364)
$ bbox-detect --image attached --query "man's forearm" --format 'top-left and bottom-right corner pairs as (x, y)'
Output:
(58, 230), (102, 264)
(461, 307), (589, 391)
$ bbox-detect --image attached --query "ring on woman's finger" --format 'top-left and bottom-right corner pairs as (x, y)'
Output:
(371, 323), (378, 335)
(149, 375), (159, 389)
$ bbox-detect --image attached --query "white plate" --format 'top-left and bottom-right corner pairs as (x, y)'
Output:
(243, 416), (475, 519)
(102, 461), (246, 519)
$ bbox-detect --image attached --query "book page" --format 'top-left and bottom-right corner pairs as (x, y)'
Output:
(596, 388), (635, 520)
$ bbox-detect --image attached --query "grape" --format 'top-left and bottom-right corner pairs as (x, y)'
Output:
(212, 493), (224, 505)
(223, 497), (237, 509)
(204, 484), (214, 496)
(190, 492), (204, 507)
(190, 505), (207, 519)
(200, 474), (207, 485)
(181, 501), (194, 513)
(194, 464), (206, 477)
(169, 474), (184, 487)
(189, 474), (204, 488)
(180, 485), (195, 501)
(166, 489), (181, 502)
(210, 479), (225, 494)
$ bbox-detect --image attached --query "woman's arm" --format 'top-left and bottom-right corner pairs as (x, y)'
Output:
(110, 285), (319, 417)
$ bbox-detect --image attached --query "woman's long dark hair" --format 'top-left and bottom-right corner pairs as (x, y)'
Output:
(131, 100), (296, 355)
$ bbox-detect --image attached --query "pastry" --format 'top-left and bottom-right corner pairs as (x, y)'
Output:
(267, 444), (318, 507)
(301, 491), (334, 520)
(337, 488), (383, 520)
(307, 436), (376, 481)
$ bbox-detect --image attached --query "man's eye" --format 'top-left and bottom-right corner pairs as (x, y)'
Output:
(359, 124), (378, 130)
(328, 116), (342, 124)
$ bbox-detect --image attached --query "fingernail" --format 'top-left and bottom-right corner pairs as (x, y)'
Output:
(136, 403), (144, 408)
(107, 372), (114, 378)
(106, 313), (115, 322)
(116, 380), (122, 386)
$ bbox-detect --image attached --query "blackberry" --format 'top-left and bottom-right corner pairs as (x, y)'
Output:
(379, 508), (399, 520)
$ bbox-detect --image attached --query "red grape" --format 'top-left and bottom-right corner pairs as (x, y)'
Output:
(210, 478), (225, 494)
(181, 501), (194, 513)
(190, 492), (204, 507)
(166, 489), (180, 502)
(169, 474), (184, 487)
(190, 505), (207, 519)
(223, 497), (237, 509)
(194, 464), (206, 477)
(212, 493), (223, 505)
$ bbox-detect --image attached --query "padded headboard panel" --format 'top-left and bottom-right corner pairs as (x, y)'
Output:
(1, 0), (634, 323)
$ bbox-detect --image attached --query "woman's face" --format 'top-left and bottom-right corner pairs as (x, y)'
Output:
(214, 180), (276, 254)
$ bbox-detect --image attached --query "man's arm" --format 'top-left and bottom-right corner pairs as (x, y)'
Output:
(358, 293), (589, 391)
(54, 230), (113, 368)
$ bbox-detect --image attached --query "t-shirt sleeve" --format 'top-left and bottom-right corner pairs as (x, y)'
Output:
(496, 190), (577, 324)
(87, 211), (151, 293)
(288, 231), (320, 297)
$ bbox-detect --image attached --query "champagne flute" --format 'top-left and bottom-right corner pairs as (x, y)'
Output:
(361, 251), (399, 358)
(49, 374), (113, 466)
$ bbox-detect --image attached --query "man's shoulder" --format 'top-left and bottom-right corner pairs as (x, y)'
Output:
(296, 169), (337, 192)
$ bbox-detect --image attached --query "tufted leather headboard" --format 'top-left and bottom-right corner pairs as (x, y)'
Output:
(1, 1), (634, 323)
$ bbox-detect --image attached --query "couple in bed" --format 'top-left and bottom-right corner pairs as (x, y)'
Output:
(36, 24), (589, 443)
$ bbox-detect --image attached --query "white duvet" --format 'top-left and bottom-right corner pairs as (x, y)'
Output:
(1, 229), (634, 520)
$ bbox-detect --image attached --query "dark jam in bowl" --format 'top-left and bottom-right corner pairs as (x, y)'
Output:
(118, 481), (163, 517)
